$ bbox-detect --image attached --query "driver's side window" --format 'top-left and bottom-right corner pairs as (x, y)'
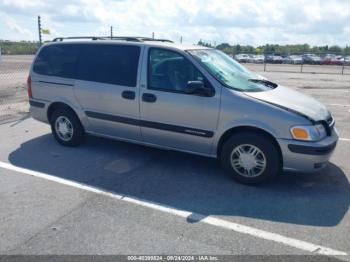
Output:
(148, 48), (204, 93)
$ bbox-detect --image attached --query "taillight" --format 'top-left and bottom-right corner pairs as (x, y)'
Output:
(27, 75), (32, 98)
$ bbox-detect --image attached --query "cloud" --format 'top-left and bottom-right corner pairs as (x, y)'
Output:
(0, 0), (349, 46)
(0, 11), (34, 39)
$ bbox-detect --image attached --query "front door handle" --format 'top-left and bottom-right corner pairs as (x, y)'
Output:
(122, 90), (135, 100)
(142, 93), (157, 103)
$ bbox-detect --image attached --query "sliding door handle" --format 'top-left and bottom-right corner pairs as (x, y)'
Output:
(122, 90), (135, 100)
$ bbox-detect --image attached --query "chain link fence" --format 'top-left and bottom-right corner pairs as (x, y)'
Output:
(1, 49), (350, 124)
(0, 55), (32, 124)
(232, 52), (350, 75)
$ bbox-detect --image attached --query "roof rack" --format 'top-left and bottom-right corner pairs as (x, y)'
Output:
(52, 36), (174, 43)
(52, 36), (104, 42)
(138, 38), (174, 43)
(107, 36), (146, 42)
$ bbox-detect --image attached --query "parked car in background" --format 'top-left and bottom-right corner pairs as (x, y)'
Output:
(302, 54), (321, 64)
(234, 53), (251, 63)
(284, 55), (303, 64)
(247, 55), (255, 63)
(265, 54), (283, 64)
(321, 54), (343, 65)
(345, 56), (350, 66)
(247, 55), (254, 63)
(251, 54), (265, 63)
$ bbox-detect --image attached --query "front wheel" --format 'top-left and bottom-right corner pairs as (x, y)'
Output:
(220, 132), (281, 185)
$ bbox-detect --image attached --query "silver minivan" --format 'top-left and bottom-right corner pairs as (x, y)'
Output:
(28, 37), (338, 184)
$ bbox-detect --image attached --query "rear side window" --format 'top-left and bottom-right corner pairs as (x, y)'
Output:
(78, 44), (140, 87)
(33, 44), (79, 78)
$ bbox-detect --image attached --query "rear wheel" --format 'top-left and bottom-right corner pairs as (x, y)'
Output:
(50, 107), (84, 146)
(220, 132), (281, 185)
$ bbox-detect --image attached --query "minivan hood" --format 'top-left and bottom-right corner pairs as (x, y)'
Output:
(244, 86), (329, 122)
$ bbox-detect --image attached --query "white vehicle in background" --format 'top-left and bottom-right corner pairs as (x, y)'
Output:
(284, 55), (303, 64)
(234, 53), (251, 63)
(344, 56), (350, 66)
(252, 55), (265, 63)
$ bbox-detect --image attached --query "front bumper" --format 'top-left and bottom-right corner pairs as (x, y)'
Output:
(277, 130), (338, 173)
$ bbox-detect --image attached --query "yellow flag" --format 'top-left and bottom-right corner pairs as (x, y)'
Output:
(41, 29), (50, 35)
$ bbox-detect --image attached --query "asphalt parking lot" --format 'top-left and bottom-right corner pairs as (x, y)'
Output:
(0, 56), (350, 257)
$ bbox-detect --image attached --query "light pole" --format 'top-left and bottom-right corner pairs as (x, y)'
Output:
(38, 16), (42, 46)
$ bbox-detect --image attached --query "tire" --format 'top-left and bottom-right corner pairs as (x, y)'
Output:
(220, 132), (281, 185)
(50, 107), (84, 146)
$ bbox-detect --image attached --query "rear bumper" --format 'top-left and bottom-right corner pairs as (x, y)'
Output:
(29, 99), (49, 123)
(278, 130), (338, 173)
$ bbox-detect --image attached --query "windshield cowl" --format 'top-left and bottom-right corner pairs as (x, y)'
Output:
(248, 79), (278, 89)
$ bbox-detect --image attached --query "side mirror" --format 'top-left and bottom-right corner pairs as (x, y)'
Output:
(185, 81), (213, 96)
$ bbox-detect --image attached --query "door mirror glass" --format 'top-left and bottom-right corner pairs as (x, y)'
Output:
(186, 81), (213, 96)
(186, 80), (203, 93)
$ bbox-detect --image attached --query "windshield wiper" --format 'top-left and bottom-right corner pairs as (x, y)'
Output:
(249, 79), (278, 89)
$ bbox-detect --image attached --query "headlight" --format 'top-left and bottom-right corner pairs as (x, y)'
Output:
(290, 124), (327, 141)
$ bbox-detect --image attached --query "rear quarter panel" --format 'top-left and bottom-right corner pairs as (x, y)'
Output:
(30, 73), (89, 127)
(29, 43), (89, 127)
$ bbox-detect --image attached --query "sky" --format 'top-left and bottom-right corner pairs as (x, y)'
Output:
(0, 0), (349, 46)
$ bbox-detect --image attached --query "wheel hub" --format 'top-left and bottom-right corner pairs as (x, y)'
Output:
(239, 153), (257, 170)
(58, 122), (69, 135)
(230, 144), (267, 178)
(55, 116), (73, 141)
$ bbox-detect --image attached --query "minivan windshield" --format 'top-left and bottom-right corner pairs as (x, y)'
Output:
(188, 49), (277, 92)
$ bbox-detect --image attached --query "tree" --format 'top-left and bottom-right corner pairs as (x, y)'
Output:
(216, 43), (231, 50)
(0, 40), (39, 55)
(328, 45), (342, 54)
(344, 45), (350, 55)
(197, 40), (212, 47)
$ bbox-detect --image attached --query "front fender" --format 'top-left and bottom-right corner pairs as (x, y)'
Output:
(211, 120), (278, 157)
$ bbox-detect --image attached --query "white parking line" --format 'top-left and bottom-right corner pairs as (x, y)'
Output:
(0, 161), (347, 256)
(340, 138), (350, 142)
